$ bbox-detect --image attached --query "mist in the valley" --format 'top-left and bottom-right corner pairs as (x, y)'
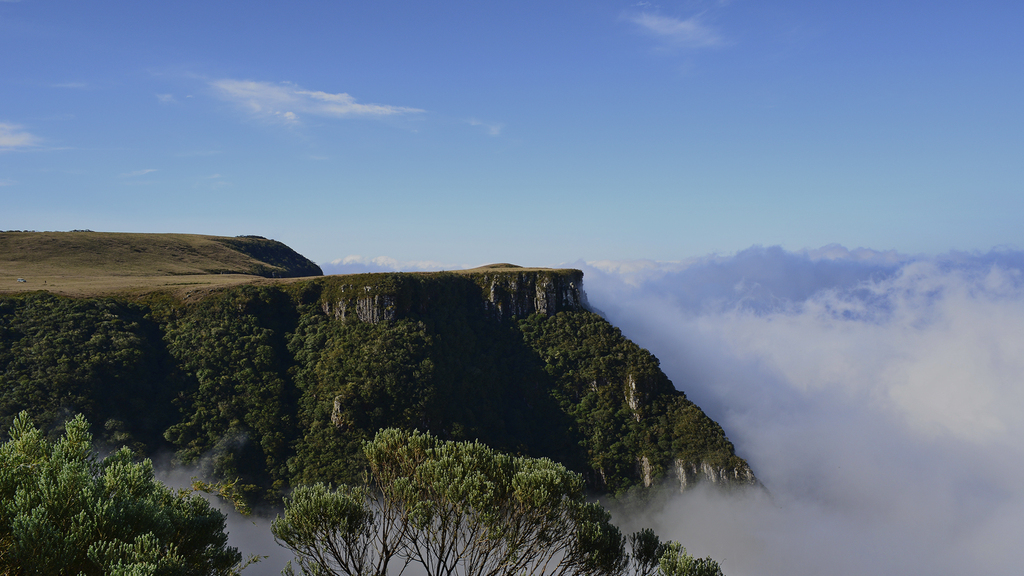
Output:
(165, 244), (1024, 575)
(152, 459), (295, 575)
(581, 245), (1024, 576)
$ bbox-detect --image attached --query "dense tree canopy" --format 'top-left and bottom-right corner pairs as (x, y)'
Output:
(162, 285), (298, 500)
(0, 412), (242, 575)
(0, 273), (755, 506)
(0, 293), (177, 451)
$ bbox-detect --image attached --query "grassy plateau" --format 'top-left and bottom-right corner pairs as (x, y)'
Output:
(0, 231), (324, 297)
(0, 231), (563, 299)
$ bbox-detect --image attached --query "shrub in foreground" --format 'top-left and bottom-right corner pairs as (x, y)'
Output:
(0, 412), (242, 575)
(273, 428), (724, 576)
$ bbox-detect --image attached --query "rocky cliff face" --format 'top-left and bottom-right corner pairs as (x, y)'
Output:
(317, 268), (587, 324)
(672, 459), (759, 491)
(479, 269), (586, 320)
(634, 455), (758, 492)
(320, 289), (399, 323)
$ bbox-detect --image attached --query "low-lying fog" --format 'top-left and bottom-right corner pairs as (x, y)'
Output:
(582, 245), (1024, 575)
(182, 245), (1024, 575)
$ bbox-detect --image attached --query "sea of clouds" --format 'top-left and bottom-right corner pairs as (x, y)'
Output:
(321, 255), (467, 275)
(209, 244), (1024, 575)
(579, 245), (1024, 576)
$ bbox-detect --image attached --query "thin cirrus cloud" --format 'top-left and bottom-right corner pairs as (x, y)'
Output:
(209, 79), (424, 123)
(468, 119), (503, 136)
(628, 12), (725, 48)
(0, 123), (42, 150)
(119, 168), (158, 178)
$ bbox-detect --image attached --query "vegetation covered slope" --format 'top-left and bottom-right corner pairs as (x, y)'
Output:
(0, 231), (322, 296)
(0, 269), (754, 504)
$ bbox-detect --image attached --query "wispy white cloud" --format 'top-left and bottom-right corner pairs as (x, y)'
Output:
(0, 123), (42, 150)
(629, 12), (725, 48)
(175, 149), (221, 157)
(210, 79), (424, 123)
(196, 173), (231, 190)
(156, 93), (176, 103)
(468, 119), (503, 136)
(0, 180), (15, 187)
(120, 168), (158, 178)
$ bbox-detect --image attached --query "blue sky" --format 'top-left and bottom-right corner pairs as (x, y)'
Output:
(2, 0), (1022, 266)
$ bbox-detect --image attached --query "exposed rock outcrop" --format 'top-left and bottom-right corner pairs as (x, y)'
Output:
(624, 373), (661, 422)
(479, 270), (585, 320)
(317, 268), (587, 324)
(673, 458), (759, 491)
(321, 287), (398, 323)
(639, 455), (654, 487)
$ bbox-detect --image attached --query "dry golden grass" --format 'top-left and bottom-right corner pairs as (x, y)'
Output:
(0, 232), (316, 298)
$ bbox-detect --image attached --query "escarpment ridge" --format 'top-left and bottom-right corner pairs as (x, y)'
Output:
(314, 267), (585, 323)
(0, 232), (757, 503)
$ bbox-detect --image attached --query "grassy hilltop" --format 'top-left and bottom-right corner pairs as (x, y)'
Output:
(0, 232), (560, 299)
(0, 231), (323, 296)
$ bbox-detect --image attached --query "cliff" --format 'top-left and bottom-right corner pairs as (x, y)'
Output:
(0, 265), (756, 501)
(316, 266), (585, 323)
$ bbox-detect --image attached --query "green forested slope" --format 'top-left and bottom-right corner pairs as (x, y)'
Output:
(0, 271), (754, 504)
(0, 294), (180, 451)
